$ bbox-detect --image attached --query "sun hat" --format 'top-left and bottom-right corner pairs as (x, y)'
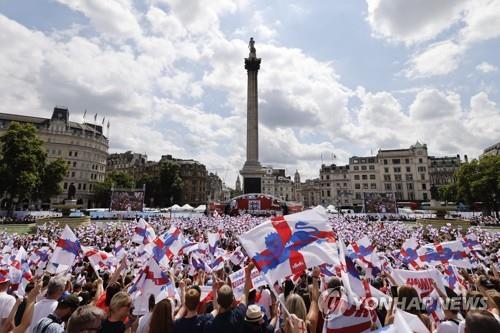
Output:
(245, 304), (263, 323)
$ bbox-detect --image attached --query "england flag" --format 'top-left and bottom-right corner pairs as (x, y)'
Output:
(47, 225), (80, 273)
(239, 210), (339, 283)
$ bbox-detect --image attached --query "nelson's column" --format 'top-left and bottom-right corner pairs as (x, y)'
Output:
(240, 37), (265, 193)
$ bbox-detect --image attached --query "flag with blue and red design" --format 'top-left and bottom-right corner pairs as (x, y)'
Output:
(146, 226), (183, 268)
(190, 253), (212, 274)
(82, 246), (115, 273)
(0, 269), (9, 283)
(417, 240), (471, 269)
(239, 210), (339, 283)
(348, 236), (381, 278)
(132, 218), (156, 245)
(207, 232), (220, 256)
(461, 234), (483, 254)
(210, 255), (225, 271)
(443, 264), (467, 295)
(400, 238), (421, 270)
(128, 257), (177, 314)
(229, 246), (245, 266)
(47, 225), (80, 273)
(114, 240), (126, 260)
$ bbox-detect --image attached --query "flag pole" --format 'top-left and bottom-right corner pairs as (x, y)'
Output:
(262, 273), (291, 317)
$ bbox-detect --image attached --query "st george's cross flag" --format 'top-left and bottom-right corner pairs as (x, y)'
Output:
(47, 225), (80, 273)
(146, 226), (183, 268)
(400, 238), (421, 270)
(132, 218), (156, 245)
(417, 240), (471, 269)
(239, 210), (339, 284)
(207, 232), (220, 256)
(82, 246), (115, 273)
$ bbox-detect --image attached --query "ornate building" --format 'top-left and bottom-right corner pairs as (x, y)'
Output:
(428, 155), (461, 198)
(0, 107), (108, 208)
(319, 164), (352, 207)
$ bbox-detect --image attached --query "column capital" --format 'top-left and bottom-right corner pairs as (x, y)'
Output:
(245, 58), (261, 71)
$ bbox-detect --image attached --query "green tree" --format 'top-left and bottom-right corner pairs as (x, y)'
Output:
(439, 183), (457, 204)
(93, 171), (135, 208)
(158, 162), (183, 206)
(454, 156), (500, 217)
(36, 158), (69, 202)
(0, 122), (66, 212)
(136, 173), (160, 208)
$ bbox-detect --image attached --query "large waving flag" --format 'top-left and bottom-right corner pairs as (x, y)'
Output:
(132, 218), (156, 245)
(128, 257), (177, 315)
(417, 240), (471, 269)
(461, 234), (483, 254)
(239, 210), (339, 283)
(229, 246), (245, 266)
(113, 240), (126, 260)
(400, 238), (421, 270)
(392, 268), (446, 298)
(47, 225), (80, 273)
(146, 226), (183, 268)
(348, 236), (381, 278)
(82, 246), (115, 273)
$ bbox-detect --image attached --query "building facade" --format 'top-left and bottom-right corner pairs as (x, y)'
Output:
(160, 155), (208, 206)
(107, 151), (147, 175)
(261, 167), (294, 201)
(299, 178), (321, 207)
(428, 155), (461, 198)
(481, 142), (500, 157)
(319, 164), (352, 207)
(349, 156), (379, 208)
(0, 107), (108, 208)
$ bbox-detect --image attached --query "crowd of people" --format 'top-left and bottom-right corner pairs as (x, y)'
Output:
(0, 212), (499, 333)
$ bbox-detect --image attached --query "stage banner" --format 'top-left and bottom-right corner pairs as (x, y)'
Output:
(110, 190), (145, 211)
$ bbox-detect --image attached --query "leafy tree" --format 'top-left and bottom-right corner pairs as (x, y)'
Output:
(0, 122), (66, 212)
(158, 161), (183, 206)
(36, 158), (69, 202)
(439, 183), (457, 204)
(454, 156), (500, 217)
(136, 173), (160, 208)
(93, 171), (135, 207)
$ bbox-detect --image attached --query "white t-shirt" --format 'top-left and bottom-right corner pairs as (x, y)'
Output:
(27, 298), (58, 333)
(0, 291), (16, 321)
(136, 312), (152, 333)
(435, 319), (461, 333)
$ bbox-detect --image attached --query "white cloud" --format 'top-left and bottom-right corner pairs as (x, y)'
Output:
(366, 0), (466, 44)
(405, 41), (465, 78)
(55, 0), (142, 39)
(476, 61), (498, 73)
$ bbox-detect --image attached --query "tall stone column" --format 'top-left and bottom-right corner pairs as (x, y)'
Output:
(240, 38), (264, 194)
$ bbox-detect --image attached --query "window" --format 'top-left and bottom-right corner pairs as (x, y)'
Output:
(394, 167), (401, 173)
(396, 183), (403, 190)
(384, 175), (391, 181)
(406, 167), (411, 172)
(71, 171), (75, 178)
(392, 159), (401, 164)
(362, 175), (367, 180)
(361, 165), (367, 170)
(63, 182), (68, 190)
(423, 192), (428, 200)
(421, 174), (425, 180)
(363, 183), (369, 189)
(69, 151), (72, 156)
(368, 158), (375, 163)
(384, 159), (388, 165)
(77, 183), (81, 190)
(356, 193), (361, 199)
(74, 151), (78, 157)
(422, 184), (427, 190)
(406, 174), (413, 181)
(353, 159), (359, 164)
(419, 158), (423, 163)
(370, 183), (377, 189)
(355, 184), (361, 189)
(405, 158), (410, 164)
(326, 175), (330, 180)
(406, 183), (413, 190)
(408, 192), (415, 200)
(369, 165), (375, 170)
(395, 174), (402, 181)
(73, 161), (77, 167)
(418, 166), (427, 172)
(354, 175), (360, 180)
(385, 183), (392, 190)
(353, 166), (359, 170)
(370, 175), (376, 180)
(327, 190), (331, 197)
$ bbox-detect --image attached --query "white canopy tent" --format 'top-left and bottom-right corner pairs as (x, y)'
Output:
(194, 205), (206, 212)
(181, 204), (194, 211)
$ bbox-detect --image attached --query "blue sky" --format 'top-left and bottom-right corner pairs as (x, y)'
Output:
(0, 0), (499, 185)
